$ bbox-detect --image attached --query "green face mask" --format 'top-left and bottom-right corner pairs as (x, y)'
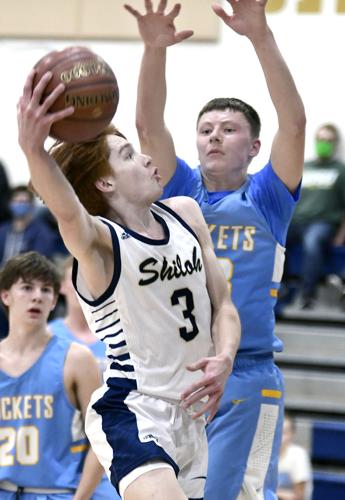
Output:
(316, 140), (334, 160)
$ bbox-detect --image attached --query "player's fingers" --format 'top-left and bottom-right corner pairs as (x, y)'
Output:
(181, 382), (213, 406)
(144, 0), (153, 13)
(124, 4), (142, 18)
(190, 394), (220, 420)
(206, 396), (222, 422)
(31, 71), (53, 106)
(186, 358), (208, 372)
(211, 4), (231, 23)
(167, 3), (181, 19)
(39, 83), (65, 114)
(157, 0), (168, 14)
(175, 30), (194, 43)
(21, 69), (37, 103)
(46, 106), (74, 126)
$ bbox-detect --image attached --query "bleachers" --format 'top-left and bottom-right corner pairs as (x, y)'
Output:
(275, 318), (345, 499)
(286, 244), (345, 278)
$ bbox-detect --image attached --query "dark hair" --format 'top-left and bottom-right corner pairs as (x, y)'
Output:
(0, 251), (61, 312)
(197, 97), (261, 139)
(316, 123), (340, 144)
(11, 184), (35, 202)
(47, 125), (126, 217)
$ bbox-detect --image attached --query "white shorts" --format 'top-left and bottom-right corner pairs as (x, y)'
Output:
(85, 382), (207, 499)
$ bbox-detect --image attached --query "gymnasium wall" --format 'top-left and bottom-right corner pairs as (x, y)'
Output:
(0, 0), (344, 184)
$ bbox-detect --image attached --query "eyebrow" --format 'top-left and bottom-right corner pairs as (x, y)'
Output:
(20, 279), (52, 288)
(118, 143), (133, 156)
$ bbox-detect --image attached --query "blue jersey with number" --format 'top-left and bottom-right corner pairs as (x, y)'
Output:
(163, 159), (299, 355)
(48, 319), (117, 499)
(0, 336), (88, 489)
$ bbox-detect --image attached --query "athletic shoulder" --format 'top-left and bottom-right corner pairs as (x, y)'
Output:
(161, 196), (202, 220)
(65, 341), (95, 365)
(161, 197), (208, 241)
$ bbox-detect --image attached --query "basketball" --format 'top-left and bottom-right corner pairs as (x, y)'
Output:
(33, 46), (119, 143)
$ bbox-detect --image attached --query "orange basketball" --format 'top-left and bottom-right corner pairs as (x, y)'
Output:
(33, 46), (119, 143)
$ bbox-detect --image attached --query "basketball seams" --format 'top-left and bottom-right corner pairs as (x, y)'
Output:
(33, 46), (119, 142)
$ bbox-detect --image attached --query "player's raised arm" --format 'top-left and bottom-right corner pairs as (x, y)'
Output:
(213, 0), (306, 191)
(17, 70), (113, 296)
(126, 0), (193, 186)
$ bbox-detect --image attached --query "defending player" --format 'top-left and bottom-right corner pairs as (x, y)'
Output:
(128, 0), (306, 498)
(0, 251), (104, 499)
(16, 68), (241, 499)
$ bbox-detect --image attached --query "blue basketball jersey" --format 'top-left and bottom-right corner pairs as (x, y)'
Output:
(0, 335), (88, 490)
(49, 318), (108, 373)
(163, 159), (299, 355)
(48, 319), (118, 499)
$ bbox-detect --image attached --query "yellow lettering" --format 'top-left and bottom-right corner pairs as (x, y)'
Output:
(231, 226), (243, 250)
(44, 396), (54, 419)
(12, 397), (23, 420)
(297, 0), (320, 12)
(33, 395), (43, 418)
(208, 224), (216, 235)
(267, 0), (286, 12)
(218, 226), (231, 250)
(1, 397), (12, 420)
(243, 227), (256, 251)
(23, 396), (32, 419)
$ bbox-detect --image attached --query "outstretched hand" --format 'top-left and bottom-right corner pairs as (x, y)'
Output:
(212, 0), (268, 40)
(180, 354), (233, 423)
(124, 0), (193, 47)
(17, 70), (74, 156)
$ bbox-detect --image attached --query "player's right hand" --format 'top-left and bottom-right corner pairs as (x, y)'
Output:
(124, 0), (193, 48)
(17, 69), (73, 156)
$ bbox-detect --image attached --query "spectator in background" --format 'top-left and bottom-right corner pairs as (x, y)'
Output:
(0, 160), (11, 224)
(283, 123), (345, 309)
(0, 184), (57, 265)
(278, 413), (313, 500)
(0, 185), (58, 338)
(37, 205), (69, 258)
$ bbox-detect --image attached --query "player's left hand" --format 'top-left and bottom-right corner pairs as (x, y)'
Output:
(212, 0), (268, 40)
(180, 353), (233, 422)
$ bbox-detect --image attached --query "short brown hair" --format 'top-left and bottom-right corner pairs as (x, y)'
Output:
(0, 251), (61, 313)
(197, 97), (261, 139)
(49, 125), (126, 216)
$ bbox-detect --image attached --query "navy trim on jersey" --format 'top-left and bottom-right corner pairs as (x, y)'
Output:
(116, 210), (170, 246)
(100, 329), (123, 342)
(154, 201), (199, 243)
(92, 300), (116, 313)
(71, 219), (121, 307)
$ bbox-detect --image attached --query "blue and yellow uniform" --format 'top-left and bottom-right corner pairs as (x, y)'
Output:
(48, 319), (117, 500)
(0, 336), (88, 500)
(163, 158), (300, 499)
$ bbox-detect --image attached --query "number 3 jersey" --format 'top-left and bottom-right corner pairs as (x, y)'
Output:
(72, 201), (213, 401)
(0, 336), (87, 489)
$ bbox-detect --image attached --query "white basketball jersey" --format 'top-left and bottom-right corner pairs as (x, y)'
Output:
(73, 202), (213, 401)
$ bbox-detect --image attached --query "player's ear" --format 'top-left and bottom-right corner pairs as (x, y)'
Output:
(0, 290), (10, 306)
(51, 294), (59, 311)
(249, 138), (261, 159)
(95, 176), (115, 193)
